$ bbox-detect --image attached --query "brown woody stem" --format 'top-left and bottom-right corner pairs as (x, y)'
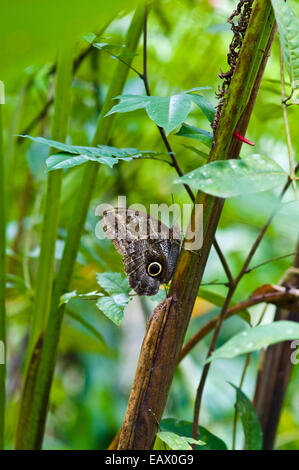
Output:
(117, 0), (276, 450)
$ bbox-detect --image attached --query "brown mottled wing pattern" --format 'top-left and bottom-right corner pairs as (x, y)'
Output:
(100, 208), (180, 296)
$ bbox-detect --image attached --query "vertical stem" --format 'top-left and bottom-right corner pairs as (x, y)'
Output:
(15, 42), (74, 449)
(232, 352), (251, 450)
(192, 288), (235, 439)
(0, 101), (6, 449)
(26, 42), (74, 360)
(15, 7), (144, 450)
(117, 0), (276, 450)
(280, 47), (296, 195)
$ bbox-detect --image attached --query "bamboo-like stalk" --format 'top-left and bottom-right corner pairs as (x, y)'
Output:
(117, 0), (276, 450)
(15, 43), (74, 449)
(26, 42), (74, 358)
(0, 101), (6, 449)
(15, 6), (145, 450)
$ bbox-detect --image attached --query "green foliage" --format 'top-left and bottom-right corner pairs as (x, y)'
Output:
(3, 0), (299, 452)
(155, 431), (205, 450)
(207, 321), (299, 362)
(175, 123), (213, 147)
(188, 93), (216, 123)
(175, 154), (287, 197)
(19, 135), (152, 171)
(106, 90), (214, 135)
(230, 384), (263, 450)
(160, 419), (227, 451)
(96, 272), (131, 325)
(271, 0), (299, 96)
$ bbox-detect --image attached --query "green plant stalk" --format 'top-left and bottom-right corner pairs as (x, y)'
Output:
(15, 43), (74, 449)
(15, 6), (144, 450)
(0, 102), (6, 450)
(26, 42), (74, 360)
(117, 0), (276, 449)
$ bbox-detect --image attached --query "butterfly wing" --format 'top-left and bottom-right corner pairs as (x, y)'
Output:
(100, 208), (180, 295)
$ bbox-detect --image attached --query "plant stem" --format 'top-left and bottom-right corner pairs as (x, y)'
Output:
(191, 160), (298, 437)
(192, 287), (235, 439)
(280, 46), (297, 195)
(15, 42), (74, 449)
(232, 353), (251, 450)
(117, 0), (276, 450)
(0, 101), (6, 450)
(26, 42), (74, 360)
(142, 8), (232, 283)
(15, 7), (145, 450)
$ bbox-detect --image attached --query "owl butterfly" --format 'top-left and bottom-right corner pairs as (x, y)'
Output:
(100, 208), (181, 296)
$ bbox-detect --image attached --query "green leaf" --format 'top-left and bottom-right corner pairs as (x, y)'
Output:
(160, 418), (227, 450)
(106, 91), (214, 135)
(46, 153), (117, 171)
(82, 32), (97, 44)
(59, 290), (104, 307)
(107, 94), (192, 135)
(95, 272), (131, 325)
(175, 123), (213, 147)
(206, 321), (299, 362)
(19, 135), (152, 171)
(181, 144), (209, 161)
(146, 95), (191, 135)
(271, 0), (299, 92)
(96, 294), (130, 326)
(230, 384), (263, 450)
(96, 272), (130, 295)
(188, 94), (216, 122)
(66, 308), (106, 345)
(156, 431), (205, 450)
(105, 95), (151, 115)
(184, 86), (212, 93)
(174, 154), (287, 197)
(59, 324), (110, 356)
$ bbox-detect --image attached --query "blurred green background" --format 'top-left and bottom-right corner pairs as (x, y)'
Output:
(3, 0), (299, 449)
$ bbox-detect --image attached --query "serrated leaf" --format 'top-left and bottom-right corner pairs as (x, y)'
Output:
(175, 123), (213, 147)
(206, 321), (299, 362)
(46, 153), (117, 171)
(19, 135), (150, 171)
(19, 135), (144, 158)
(271, 0), (299, 91)
(96, 272), (130, 295)
(230, 384), (263, 450)
(188, 94), (216, 122)
(174, 154), (287, 197)
(96, 293), (129, 326)
(160, 418), (227, 450)
(156, 431), (205, 450)
(95, 272), (131, 325)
